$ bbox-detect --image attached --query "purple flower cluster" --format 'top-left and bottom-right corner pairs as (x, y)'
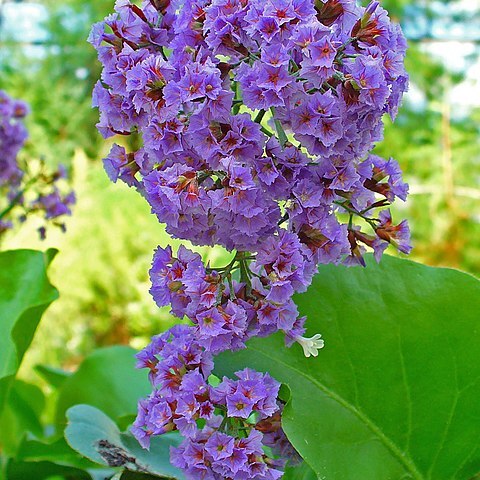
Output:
(0, 91), (75, 239)
(0, 91), (28, 189)
(148, 235), (316, 355)
(90, 0), (411, 477)
(132, 325), (289, 479)
(90, 0), (410, 263)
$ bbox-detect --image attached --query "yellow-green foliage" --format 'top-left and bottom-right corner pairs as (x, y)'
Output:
(6, 151), (229, 374)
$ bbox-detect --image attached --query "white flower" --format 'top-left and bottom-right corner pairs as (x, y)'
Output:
(296, 333), (325, 358)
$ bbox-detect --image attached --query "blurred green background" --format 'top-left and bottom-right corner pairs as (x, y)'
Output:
(0, 0), (479, 375)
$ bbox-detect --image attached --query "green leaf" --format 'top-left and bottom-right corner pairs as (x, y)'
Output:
(121, 434), (184, 479)
(55, 346), (150, 425)
(215, 256), (480, 480)
(283, 462), (318, 480)
(0, 249), (58, 410)
(65, 405), (123, 466)
(0, 380), (45, 455)
(6, 460), (92, 480)
(65, 405), (185, 479)
(16, 437), (97, 470)
(117, 414), (137, 432)
(119, 472), (172, 480)
(34, 364), (72, 389)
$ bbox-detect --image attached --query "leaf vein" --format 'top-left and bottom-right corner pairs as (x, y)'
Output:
(397, 328), (413, 453)
(248, 346), (424, 480)
(427, 337), (460, 479)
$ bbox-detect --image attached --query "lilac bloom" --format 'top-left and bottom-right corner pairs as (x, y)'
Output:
(205, 432), (235, 461)
(376, 210), (412, 254)
(213, 447), (248, 476)
(316, 116), (343, 146)
(261, 43), (291, 67)
(309, 36), (337, 68)
(351, 55), (385, 90)
(263, 0), (296, 25)
(103, 143), (139, 186)
(196, 308), (227, 338)
(226, 391), (255, 418)
(257, 64), (292, 92)
(256, 17), (280, 42)
(91, 1), (411, 476)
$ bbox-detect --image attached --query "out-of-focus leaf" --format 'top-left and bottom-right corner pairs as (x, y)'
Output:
(0, 380), (45, 455)
(117, 414), (137, 432)
(0, 249), (58, 410)
(55, 346), (150, 425)
(6, 460), (92, 480)
(216, 255), (480, 480)
(16, 437), (96, 470)
(34, 364), (72, 389)
(120, 472), (173, 479)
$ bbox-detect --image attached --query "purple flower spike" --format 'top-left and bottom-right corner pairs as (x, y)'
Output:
(91, 0), (410, 476)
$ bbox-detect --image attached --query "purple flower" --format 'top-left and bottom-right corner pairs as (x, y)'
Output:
(264, 0), (296, 25)
(205, 432), (235, 460)
(350, 55), (385, 90)
(376, 210), (412, 254)
(103, 143), (140, 186)
(91, 1), (411, 475)
(226, 391), (255, 418)
(1, 91), (75, 238)
(261, 44), (291, 67)
(256, 17), (280, 42)
(308, 36), (337, 68)
(197, 307), (228, 337)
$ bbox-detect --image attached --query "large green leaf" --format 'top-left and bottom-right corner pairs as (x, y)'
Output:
(215, 255), (480, 480)
(0, 380), (45, 455)
(6, 460), (93, 480)
(55, 346), (150, 425)
(65, 405), (185, 479)
(0, 249), (58, 410)
(283, 462), (318, 480)
(10, 437), (114, 480)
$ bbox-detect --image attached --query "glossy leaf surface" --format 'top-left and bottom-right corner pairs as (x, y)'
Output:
(216, 256), (480, 480)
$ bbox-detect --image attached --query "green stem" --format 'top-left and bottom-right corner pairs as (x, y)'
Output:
(218, 415), (229, 433)
(348, 213), (353, 230)
(278, 212), (289, 226)
(227, 273), (235, 300)
(239, 258), (251, 288)
(254, 109), (266, 124)
(0, 177), (37, 221)
(270, 107), (288, 147)
(0, 190), (25, 221)
(360, 199), (390, 215)
(0, 453), (7, 480)
(261, 126), (274, 137)
(334, 201), (379, 228)
(160, 46), (168, 61)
